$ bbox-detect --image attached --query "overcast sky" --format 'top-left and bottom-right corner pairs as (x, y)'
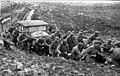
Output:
(10, 0), (120, 3)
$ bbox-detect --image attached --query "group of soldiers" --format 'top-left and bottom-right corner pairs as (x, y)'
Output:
(1, 26), (120, 67)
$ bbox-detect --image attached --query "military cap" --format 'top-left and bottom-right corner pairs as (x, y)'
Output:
(93, 40), (101, 44)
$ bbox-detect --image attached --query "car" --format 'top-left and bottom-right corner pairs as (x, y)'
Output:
(15, 20), (50, 38)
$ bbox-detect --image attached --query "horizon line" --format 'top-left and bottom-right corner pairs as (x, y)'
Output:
(12, 0), (120, 3)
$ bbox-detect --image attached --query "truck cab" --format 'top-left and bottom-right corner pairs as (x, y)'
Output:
(15, 20), (50, 38)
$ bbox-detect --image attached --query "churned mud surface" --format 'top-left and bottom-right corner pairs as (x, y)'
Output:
(0, 49), (120, 76)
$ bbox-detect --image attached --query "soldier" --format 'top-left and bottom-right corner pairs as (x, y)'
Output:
(101, 39), (114, 56)
(1, 30), (9, 39)
(42, 37), (52, 56)
(49, 37), (60, 57)
(108, 48), (120, 67)
(12, 29), (21, 46)
(43, 41), (50, 56)
(17, 33), (27, 49)
(17, 33), (27, 43)
(33, 38), (44, 55)
(45, 37), (52, 45)
(76, 31), (87, 44)
(96, 37), (104, 44)
(70, 42), (87, 61)
(48, 26), (55, 34)
(8, 26), (15, 37)
(20, 36), (35, 54)
(66, 32), (77, 53)
(80, 40), (106, 63)
(61, 31), (71, 40)
(56, 39), (69, 59)
(87, 31), (100, 46)
(53, 30), (62, 39)
(2, 39), (12, 51)
(50, 34), (56, 41)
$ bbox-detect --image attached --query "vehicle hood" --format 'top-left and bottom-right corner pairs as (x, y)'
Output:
(31, 31), (50, 39)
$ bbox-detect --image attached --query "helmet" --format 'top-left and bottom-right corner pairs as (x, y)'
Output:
(72, 31), (75, 33)
(95, 31), (100, 34)
(96, 37), (101, 40)
(55, 36), (59, 40)
(80, 29), (83, 32)
(107, 39), (112, 42)
(78, 31), (83, 34)
(68, 31), (71, 33)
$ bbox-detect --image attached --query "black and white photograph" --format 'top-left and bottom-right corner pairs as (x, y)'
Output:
(0, 0), (120, 75)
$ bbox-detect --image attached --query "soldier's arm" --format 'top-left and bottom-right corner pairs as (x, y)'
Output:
(20, 38), (28, 43)
(59, 32), (62, 38)
(60, 33), (70, 41)
(76, 49), (81, 55)
(82, 30), (89, 33)
(97, 51), (105, 57)
(43, 41), (48, 46)
(17, 35), (20, 42)
(81, 47), (92, 57)
(82, 36), (88, 39)
(113, 42), (120, 47)
(99, 37), (104, 43)
(67, 44), (69, 52)
(101, 43), (106, 48)
(72, 47), (81, 56)
(73, 36), (77, 43)
(18, 30), (22, 33)
(44, 40), (50, 46)
(12, 31), (15, 35)
(49, 43), (53, 54)
(1, 33), (4, 38)
(56, 44), (61, 54)
(66, 34), (71, 40)
(60, 35), (66, 41)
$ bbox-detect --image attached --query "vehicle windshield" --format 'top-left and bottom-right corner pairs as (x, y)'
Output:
(28, 26), (47, 32)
